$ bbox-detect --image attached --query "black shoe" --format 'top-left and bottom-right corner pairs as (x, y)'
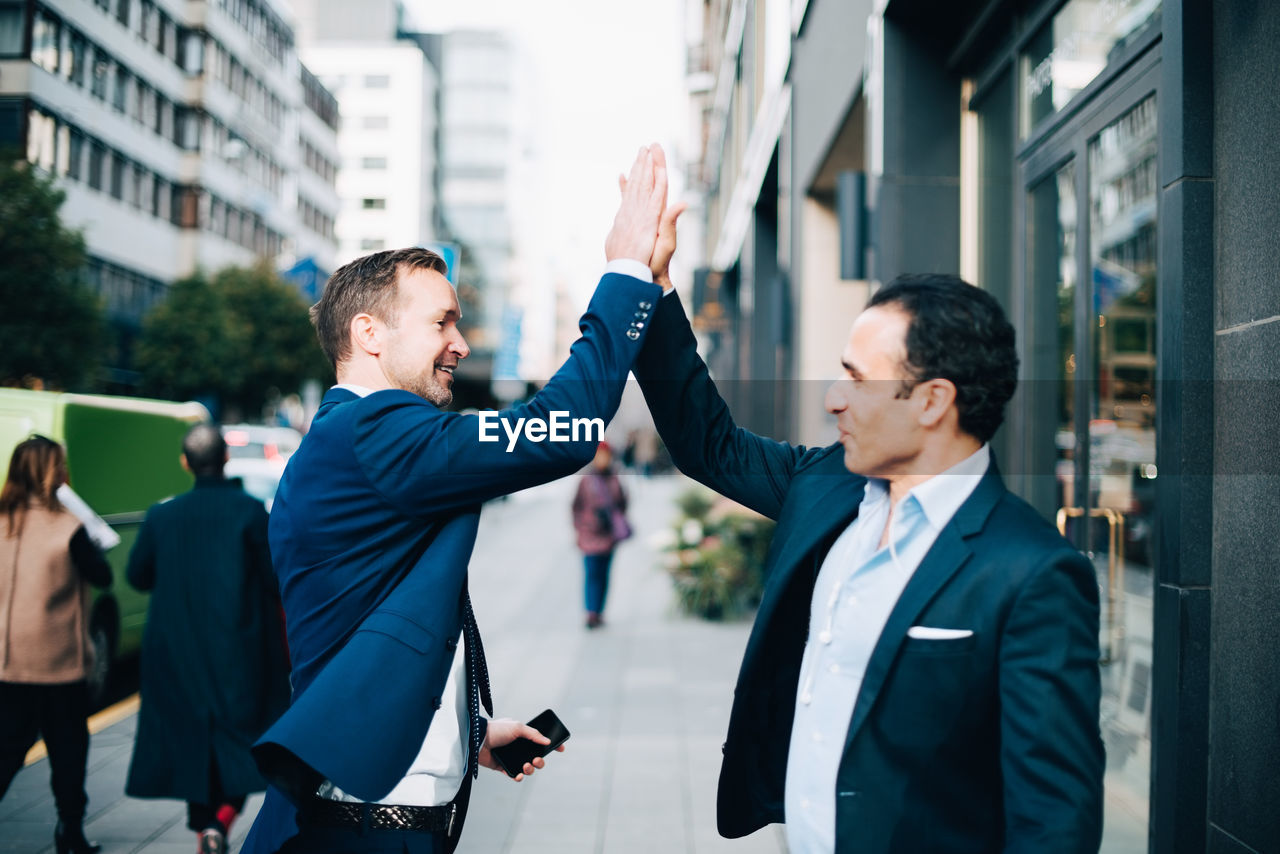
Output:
(198, 827), (227, 854)
(54, 820), (101, 854)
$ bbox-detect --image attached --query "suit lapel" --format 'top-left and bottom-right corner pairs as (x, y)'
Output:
(752, 470), (864, 628)
(842, 465), (1006, 750)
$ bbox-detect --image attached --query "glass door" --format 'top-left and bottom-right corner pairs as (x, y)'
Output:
(1022, 72), (1158, 854)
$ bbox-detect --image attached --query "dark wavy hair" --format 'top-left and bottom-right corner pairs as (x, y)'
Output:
(867, 274), (1018, 443)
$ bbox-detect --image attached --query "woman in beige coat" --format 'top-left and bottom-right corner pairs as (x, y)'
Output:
(0, 436), (112, 854)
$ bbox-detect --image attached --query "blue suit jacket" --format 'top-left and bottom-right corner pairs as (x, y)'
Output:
(632, 293), (1105, 853)
(243, 273), (662, 853)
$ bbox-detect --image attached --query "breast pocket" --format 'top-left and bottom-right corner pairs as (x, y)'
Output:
(900, 633), (978, 655)
(873, 635), (982, 750)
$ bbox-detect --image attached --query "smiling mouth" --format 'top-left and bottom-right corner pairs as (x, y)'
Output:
(436, 364), (456, 378)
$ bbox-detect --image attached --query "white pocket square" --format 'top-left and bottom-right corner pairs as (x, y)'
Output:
(907, 626), (974, 640)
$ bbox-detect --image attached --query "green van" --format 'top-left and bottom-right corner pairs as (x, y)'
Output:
(0, 388), (208, 702)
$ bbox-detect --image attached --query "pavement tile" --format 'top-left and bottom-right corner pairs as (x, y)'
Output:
(2, 476), (785, 854)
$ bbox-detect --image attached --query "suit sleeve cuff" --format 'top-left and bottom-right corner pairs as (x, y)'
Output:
(604, 258), (653, 283)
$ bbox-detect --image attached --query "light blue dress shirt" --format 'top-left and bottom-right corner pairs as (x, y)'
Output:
(784, 444), (990, 854)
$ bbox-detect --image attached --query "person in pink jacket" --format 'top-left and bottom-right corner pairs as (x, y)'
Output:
(571, 442), (630, 628)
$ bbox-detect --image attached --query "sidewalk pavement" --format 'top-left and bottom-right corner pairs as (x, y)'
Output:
(1, 473), (787, 854)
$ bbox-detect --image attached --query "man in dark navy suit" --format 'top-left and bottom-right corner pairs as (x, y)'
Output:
(631, 224), (1105, 852)
(243, 145), (681, 853)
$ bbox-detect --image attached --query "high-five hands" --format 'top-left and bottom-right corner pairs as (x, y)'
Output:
(616, 146), (687, 291)
(604, 144), (668, 267)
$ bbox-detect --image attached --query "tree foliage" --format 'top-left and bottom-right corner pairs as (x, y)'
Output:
(0, 157), (104, 389)
(138, 262), (329, 418)
(136, 272), (243, 403)
(214, 263), (330, 415)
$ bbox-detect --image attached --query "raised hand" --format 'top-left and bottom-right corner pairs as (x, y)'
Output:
(604, 144), (667, 266)
(650, 198), (687, 291)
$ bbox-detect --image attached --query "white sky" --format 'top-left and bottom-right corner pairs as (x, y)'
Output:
(406, 0), (692, 304)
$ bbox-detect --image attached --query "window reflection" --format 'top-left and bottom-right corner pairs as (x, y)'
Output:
(1088, 94), (1157, 853)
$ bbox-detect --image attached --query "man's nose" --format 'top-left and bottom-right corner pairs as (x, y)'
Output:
(824, 381), (847, 414)
(452, 332), (471, 360)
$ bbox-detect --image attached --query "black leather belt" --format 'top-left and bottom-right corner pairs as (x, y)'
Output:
(300, 798), (459, 836)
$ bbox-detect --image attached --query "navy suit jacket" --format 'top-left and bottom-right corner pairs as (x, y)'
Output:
(243, 273), (662, 853)
(632, 293), (1105, 853)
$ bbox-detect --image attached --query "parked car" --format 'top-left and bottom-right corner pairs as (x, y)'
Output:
(220, 423), (302, 464)
(0, 389), (208, 704)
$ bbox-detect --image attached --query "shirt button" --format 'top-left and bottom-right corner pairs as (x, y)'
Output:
(812, 731), (823, 743)
(445, 638), (458, 651)
(431, 696), (442, 710)
(829, 664), (840, 674)
(800, 692), (812, 705)
(847, 595), (859, 606)
(801, 798), (811, 809)
(818, 630), (833, 644)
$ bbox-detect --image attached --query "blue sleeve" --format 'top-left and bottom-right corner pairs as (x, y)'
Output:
(631, 290), (818, 520)
(353, 273), (663, 516)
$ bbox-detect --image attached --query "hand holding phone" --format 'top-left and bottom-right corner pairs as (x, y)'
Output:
(488, 709), (571, 778)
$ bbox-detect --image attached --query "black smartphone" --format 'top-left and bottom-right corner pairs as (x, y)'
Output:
(490, 709), (571, 777)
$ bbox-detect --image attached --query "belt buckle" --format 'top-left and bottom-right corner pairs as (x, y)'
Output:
(447, 803), (457, 837)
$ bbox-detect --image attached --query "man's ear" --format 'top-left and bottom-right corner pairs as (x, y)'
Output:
(916, 378), (958, 429)
(350, 313), (383, 357)
(180, 453), (191, 474)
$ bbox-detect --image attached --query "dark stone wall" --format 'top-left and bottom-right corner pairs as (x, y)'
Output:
(1209, 1), (1280, 851)
(873, 19), (961, 283)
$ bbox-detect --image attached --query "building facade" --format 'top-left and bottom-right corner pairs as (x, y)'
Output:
(293, 0), (443, 268)
(688, 0), (1279, 851)
(0, 0), (339, 384)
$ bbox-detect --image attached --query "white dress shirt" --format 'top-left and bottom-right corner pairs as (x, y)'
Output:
(784, 444), (990, 853)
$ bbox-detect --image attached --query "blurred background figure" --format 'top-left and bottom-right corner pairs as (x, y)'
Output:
(123, 424), (290, 854)
(0, 436), (112, 854)
(571, 442), (631, 629)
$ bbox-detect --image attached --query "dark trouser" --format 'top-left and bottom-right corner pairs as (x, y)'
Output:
(583, 550), (614, 614)
(0, 680), (91, 821)
(187, 797), (246, 833)
(186, 751), (246, 832)
(283, 776), (472, 854)
(280, 823), (447, 853)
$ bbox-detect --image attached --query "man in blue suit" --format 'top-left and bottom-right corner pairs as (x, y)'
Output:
(243, 145), (678, 853)
(633, 233), (1104, 851)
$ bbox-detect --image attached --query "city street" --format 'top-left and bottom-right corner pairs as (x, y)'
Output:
(0, 474), (787, 854)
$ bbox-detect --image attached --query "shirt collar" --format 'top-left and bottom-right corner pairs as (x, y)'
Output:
(333, 383), (375, 398)
(907, 443), (991, 531)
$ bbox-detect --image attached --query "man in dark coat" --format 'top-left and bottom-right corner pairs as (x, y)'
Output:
(125, 423), (290, 854)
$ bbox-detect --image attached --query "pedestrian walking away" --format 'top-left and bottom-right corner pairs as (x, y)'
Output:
(0, 436), (113, 854)
(241, 143), (680, 854)
(572, 441), (631, 628)
(123, 423), (290, 854)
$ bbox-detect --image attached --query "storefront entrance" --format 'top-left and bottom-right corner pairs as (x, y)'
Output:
(1020, 51), (1159, 853)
